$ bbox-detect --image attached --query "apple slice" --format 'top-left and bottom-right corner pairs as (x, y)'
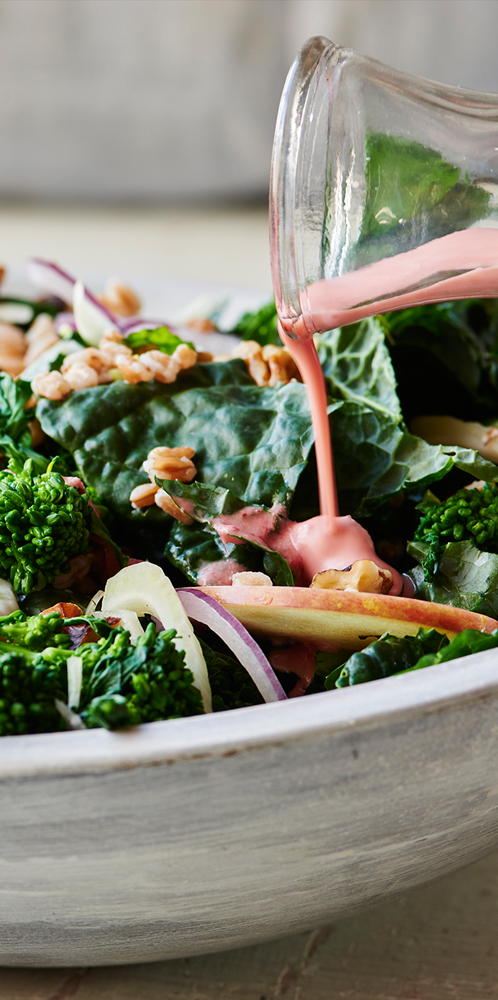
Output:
(197, 586), (498, 650)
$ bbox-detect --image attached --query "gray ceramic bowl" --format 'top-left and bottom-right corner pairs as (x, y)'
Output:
(1, 647), (498, 967)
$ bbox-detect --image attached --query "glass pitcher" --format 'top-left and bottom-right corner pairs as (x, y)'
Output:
(270, 36), (498, 339)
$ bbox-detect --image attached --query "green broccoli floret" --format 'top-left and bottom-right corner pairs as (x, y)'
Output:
(80, 622), (204, 728)
(0, 647), (68, 736)
(233, 301), (280, 346)
(0, 611), (204, 734)
(0, 610), (73, 651)
(413, 482), (498, 578)
(0, 457), (92, 593)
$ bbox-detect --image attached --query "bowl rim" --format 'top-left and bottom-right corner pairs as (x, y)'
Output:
(1, 646), (497, 780)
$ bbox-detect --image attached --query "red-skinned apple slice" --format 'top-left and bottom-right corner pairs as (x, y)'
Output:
(196, 587), (498, 650)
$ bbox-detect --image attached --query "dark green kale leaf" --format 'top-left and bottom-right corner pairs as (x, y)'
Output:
(317, 317), (402, 421)
(408, 539), (498, 619)
(162, 480), (294, 585)
(233, 301), (280, 346)
(199, 638), (263, 711)
(330, 628), (449, 688)
(382, 300), (498, 423)
(407, 627), (498, 671)
(36, 362), (315, 523)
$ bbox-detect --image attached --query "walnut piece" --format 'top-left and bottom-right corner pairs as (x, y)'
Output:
(310, 559), (393, 594)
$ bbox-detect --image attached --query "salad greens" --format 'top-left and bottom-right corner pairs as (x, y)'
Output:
(413, 483), (498, 579)
(0, 457), (91, 593)
(0, 610), (203, 735)
(331, 626), (498, 689)
(2, 256), (498, 735)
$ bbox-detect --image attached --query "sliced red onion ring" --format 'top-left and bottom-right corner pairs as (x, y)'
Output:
(178, 588), (287, 703)
(27, 257), (127, 341)
(27, 258), (77, 305)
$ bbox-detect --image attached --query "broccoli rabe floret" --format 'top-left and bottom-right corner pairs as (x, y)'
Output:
(0, 613), (204, 735)
(413, 482), (498, 578)
(0, 648), (68, 736)
(81, 623), (203, 728)
(0, 457), (92, 593)
(0, 610), (73, 651)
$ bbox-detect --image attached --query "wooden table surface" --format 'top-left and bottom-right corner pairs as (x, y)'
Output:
(0, 205), (496, 998)
(1, 848), (497, 999)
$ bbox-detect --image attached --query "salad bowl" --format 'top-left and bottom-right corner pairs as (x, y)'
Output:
(1, 636), (498, 967)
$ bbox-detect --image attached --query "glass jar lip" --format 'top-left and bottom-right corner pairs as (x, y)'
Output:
(270, 36), (348, 328)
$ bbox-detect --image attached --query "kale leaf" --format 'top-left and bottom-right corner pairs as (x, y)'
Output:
(408, 538), (498, 619)
(330, 627), (449, 687)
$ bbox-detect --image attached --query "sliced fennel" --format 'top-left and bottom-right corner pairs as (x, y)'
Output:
(101, 563), (212, 712)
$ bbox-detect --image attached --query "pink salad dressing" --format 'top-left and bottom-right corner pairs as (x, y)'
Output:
(284, 228), (498, 336)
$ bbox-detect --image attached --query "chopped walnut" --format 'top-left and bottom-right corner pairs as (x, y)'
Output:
(62, 347), (109, 376)
(135, 350), (180, 384)
(232, 571), (273, 587)
(100, 279), (141, 317)
(310, 559), (393, 595)
(32, 370), (71, 400)
(186, 317), (217, 332)
(262, 344), (299, 386)
(0, 322), (26, 358)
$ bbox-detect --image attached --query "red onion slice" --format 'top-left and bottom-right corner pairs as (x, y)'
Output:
(27, 258), (77, 304)
(178, 588), (287, 703)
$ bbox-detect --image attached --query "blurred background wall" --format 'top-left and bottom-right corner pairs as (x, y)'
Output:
(1, 0), (498, 206)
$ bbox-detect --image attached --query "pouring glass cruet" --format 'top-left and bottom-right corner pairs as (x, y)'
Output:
(267, 36), (498, 581)
(270, 36), (498, 342)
